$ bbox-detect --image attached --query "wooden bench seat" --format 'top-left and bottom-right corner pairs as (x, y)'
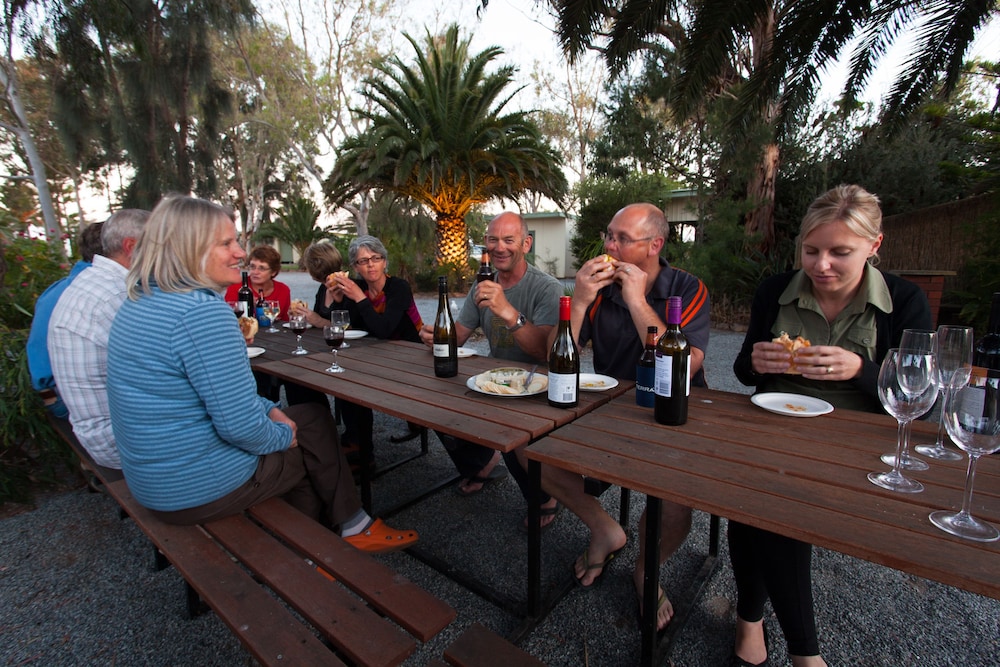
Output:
(442, 623), (547, 667)
(49, 415), (457, 667)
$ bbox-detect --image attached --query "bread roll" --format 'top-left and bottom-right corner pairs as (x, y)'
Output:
(772, 331), (810, 374)
(239, 316), (258, 340)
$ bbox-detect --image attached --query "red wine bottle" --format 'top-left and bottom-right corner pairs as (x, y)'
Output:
(433, 276), (458, 377)
(237, 271), (254, 320)
(654, 296), (689, 425)
(636, 326), (657, 407)
(547, 296), (579, 408)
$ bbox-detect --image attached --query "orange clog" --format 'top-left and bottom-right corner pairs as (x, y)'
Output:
(344, 518), (419, 554)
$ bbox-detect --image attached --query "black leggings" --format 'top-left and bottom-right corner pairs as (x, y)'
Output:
(727, 521), (820, 657)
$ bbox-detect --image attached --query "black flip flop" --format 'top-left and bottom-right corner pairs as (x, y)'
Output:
(456, 465), (508, 496)
(518, 501), (562, 533)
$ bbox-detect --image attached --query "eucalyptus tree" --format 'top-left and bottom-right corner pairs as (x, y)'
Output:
(325, 24), (567, 271)
(44, 0), (256, 209)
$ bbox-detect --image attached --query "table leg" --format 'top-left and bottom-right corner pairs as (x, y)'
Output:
(641, 495), (662, 667)
(527, 459), (542, 617)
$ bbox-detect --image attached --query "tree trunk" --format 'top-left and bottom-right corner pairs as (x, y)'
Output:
(435, 212), (470, 275)
(0, 61), (61, 246)
(744, 142), (779, 254)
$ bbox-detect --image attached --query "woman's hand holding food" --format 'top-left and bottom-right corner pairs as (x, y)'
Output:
(793, 345), (863, 380)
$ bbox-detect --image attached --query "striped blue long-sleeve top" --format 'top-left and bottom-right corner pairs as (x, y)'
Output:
(107, 286), (293, 511)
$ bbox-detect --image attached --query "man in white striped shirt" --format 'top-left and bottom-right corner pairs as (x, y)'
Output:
(49, 209), (149, 480)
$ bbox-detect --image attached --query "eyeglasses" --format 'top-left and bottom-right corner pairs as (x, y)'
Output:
(354, 255), (384, 267)
(600, 230), (654, 247)
(247, 263), (272, 272)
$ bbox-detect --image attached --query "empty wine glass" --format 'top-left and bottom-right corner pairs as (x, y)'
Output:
(881, 329), (936, 471)
(869, 348), (939, 493)
(262, 299), (281, 334)
(323, 325), (345, 373)
(289, 315), (308, 355)
(331, 310), (351, 348)
(915, 325), (973, 461)
(928, 372), (1000, 541)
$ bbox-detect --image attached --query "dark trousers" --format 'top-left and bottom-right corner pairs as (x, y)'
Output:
(149, 404), (360, 530)
(437, 434), (552, 508)
(728, 520), (820, 656)
(254, 370), (329, 407)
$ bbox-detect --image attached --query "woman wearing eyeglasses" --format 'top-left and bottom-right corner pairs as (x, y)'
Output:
(224, 245), (291, 320)
(329, 235), (425, 448)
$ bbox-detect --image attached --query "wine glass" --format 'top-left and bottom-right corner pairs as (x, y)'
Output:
(915, 325), (973, 461)
(262, 300), (281, 334)
(331, 310), (351, 348)
(323, 325), (345, 373)
(928, 372), (1000, 541)
(880, 329), (936, 471)
(289, 315), (308, 355)
(227, 300), (244, 318)
(869, 348), (939, 493)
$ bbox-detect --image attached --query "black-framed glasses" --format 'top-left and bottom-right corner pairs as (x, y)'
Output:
(600, 230), (653, 246)
(354, 255), (384, 267)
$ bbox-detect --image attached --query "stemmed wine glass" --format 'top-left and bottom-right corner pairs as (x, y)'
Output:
(914, 325), (973, 461)
(331, 310), (351, 348)
(869, 348), (939, 493)
(262, 299), (281, 334)
(289, 315), (308, 355)
(323, 325), (345, 373)
(880, 329), (936, 471)
(928, 372), (1000, 541)
(227, 300), (244, 318)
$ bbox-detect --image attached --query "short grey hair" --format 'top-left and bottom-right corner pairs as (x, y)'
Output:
(348, 235), (389, 268)
(101, 209), (150, 256)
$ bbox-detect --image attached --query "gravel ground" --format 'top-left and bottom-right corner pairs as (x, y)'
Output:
(2, 271), (998, 666)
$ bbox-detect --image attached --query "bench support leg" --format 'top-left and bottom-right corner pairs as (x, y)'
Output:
(185, 582), (210, 618)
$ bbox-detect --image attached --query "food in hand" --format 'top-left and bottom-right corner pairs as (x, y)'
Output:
(772, 331), (811, 374)
(238, 315), (258, 340)
(326, 270), (349, 283)
(475, 367), (548, 395)
(290, 299), (308, 312)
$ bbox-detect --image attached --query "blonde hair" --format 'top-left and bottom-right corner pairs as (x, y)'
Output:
(798, 184), (883, 264)
(127, 195), (234, 299)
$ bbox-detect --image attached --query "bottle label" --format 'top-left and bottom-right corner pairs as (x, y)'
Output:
(433, 343), (452, 358)
(548, 372), (577, 403)
(654, 355), (674, 396)
(636, 365), (655, 407)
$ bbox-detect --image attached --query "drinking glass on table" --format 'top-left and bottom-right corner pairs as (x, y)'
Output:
(331, 310), (351, 348)
(915, 325), (973, 461)
(869, 348), (939, 493)
(880, 329), (936, 471)
(262, 299), (281, 334)
(323, 325), (345, 373)
(289, 315), (308, 355)
(929, 372), (1000, 541)
(227, 300), (244, 318)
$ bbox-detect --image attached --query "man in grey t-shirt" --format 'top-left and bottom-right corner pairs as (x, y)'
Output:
(421, 212), (563, 528)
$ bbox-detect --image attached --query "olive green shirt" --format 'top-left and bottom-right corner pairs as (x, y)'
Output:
(767, 264), (893, 411)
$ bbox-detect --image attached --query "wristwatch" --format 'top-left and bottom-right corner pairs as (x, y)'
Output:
(507, 312), (527, 333)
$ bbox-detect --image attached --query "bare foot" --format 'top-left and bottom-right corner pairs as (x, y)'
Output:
(734, 618), (767, 665)
(457, 451), (500, 495)
(574, 524), (627, 586)
(633, 574), (674, 631)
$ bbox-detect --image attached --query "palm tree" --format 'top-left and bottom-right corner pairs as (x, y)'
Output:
(255, 197), (334, 268)
(324, 24), (567, 272)
(548, 0), (999, 252)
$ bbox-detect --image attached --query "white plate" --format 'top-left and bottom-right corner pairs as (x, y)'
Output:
(466, 369), (548, 397)
(579, 373), (619, 392)
(751, 392), (833, 417)
(457, 346), (477, 358)
(246, 347), (266, 359)
(282, 322), (313, 329)
(344, 330), (367, 339)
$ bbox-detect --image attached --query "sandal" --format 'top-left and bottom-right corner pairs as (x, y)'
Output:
(574, 546), (624, 588)
(456, 465), (508, 496)
(344, 518), (419, 554)
(518, 501), (562, 533)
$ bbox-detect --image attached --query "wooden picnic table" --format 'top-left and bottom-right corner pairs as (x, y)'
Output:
(252, 334), (634, 616)
(526, 386), (1000, 666)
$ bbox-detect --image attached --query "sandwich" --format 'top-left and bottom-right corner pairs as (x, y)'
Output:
(326, 271), (349, 288)
(772, 331), (810, 374)
(290, 299), (308, 312)
(238, 315), (258, 340)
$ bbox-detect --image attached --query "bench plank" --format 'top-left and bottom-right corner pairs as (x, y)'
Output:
(203, 512), (416, 667)
(104, 480), (343, 667)
(443, 623), (546, 667)
(249, 498), (456, 641)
